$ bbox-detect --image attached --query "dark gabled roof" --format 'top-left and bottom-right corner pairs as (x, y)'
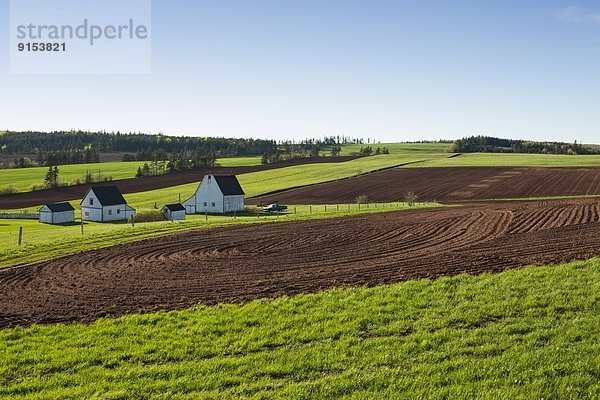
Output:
(42, 202), (75, 212)
(212, 175), (245, 196)
(87, 186), (127, 206)
(163, 203), (185, 212)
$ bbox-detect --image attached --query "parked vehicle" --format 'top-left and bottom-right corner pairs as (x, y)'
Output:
(263, 204), (288, 213)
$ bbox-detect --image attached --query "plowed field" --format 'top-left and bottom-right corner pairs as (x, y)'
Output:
(251, 167), (600, 204)
(1, 198), (599, 328)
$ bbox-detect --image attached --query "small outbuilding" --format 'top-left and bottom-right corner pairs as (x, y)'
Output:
(39, 202), (75, 225)
(81, 186), (136, 222)
(161, 203), (186, 221)
(183, 174), (245, 214)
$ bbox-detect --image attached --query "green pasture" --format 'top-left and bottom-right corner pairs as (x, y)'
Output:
(334, 142), (452, 154)
(408, 153), (600, 168)
(215, 156), (262, 167)
(0, 157), (261, 192)
(0, 161), (146, 192)
(1, 257), (598, 398)
(0, 202), (441, 268)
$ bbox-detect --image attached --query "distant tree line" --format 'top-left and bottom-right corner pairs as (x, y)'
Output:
(450, 136), (600, 155)
(0, 130), (277, 155)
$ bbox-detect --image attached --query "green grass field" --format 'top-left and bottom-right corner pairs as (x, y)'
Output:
(0, 157), (262, 192)
(216, 156), (262, 167)
(408, 153), (600, 168)
(0, 161), (147, 192)
(1, 257), (598, 398)
(0, 202), (440, 268)
(335, 142), (452, 154)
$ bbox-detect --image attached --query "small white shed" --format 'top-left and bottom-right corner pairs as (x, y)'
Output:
(39, 202), (75, 225)
(183, 174), (245, 214)
(161, 203), (186, 221)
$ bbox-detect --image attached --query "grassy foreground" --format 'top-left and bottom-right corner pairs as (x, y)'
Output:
(1, 258), (598, 398)
(0, 202), (440, 268)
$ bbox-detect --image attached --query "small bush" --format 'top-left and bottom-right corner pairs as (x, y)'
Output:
(405, 191), (418, 206)
(133, 210), (166, 223)
(356, 195), (369, 204)
(0, 185), (20, 195)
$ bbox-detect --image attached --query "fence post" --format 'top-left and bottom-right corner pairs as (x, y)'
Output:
(234, 210), (237, 219)
(325, 205), (327, 212)
(81, 219), (84, 235)
(310, 206), (312, 214)
(131, 216), (135, 227)
(294, 207), (297, 215)
(337, 204), (339, 212)
(205, 210), (208, 221)
(358, 203), (361, 210)
(18, 227), (23, 246)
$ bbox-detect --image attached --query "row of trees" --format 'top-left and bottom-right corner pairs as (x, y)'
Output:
(358, 146), (390, 156)
(450, 136), (600, 155)
(0, 131), (277, 156)
(1, 148), (101, 169)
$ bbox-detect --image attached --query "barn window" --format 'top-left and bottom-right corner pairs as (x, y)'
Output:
(117, 209), (121, 214)
(212, 202), (215, 207)
(85, 212), (89, 217)
(90, 198), (94, 205)
(203, 202), (207, 206)
(108, 210), (112, 216)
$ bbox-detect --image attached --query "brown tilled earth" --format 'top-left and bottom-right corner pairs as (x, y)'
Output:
(0, 156), (359, 210)
(1, 198), (599, 328)
(251, 167), (600, 204)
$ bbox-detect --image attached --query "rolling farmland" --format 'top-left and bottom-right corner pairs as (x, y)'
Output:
(1, 197), (599, 327)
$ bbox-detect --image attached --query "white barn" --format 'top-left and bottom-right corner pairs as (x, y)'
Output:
(39, 202), (75, 224)
(161, 203), (186, 221)
(81, 186), (135, 222)
(183, 174), (245, 214)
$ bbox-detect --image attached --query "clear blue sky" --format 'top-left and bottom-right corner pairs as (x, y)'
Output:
(1, 0), (600, 143)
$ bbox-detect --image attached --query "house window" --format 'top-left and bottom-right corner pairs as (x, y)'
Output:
(108, 210), (112, 216)
(90, 198), (94, 205)
(117, 209), (121, 214)
(85, 212), (89, 217)
(212, 202), (215, 207)
(203, 202), (207, 206)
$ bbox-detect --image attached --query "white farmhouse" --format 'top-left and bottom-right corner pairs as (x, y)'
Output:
(161, 203), (186, 221)
(39, 202), (75, 225)
(81, 186), (135, 222)
(183, 174), (245, 214)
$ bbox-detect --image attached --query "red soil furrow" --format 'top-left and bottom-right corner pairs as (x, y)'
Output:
(251, 167), (600, 204)
(1, 198), (599, 328)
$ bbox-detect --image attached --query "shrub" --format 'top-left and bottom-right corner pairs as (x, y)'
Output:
(356, 195), (369, 204)
(133, 210), (166, 223)
(0, 185), (20, 195)
(405, 191), (418, 206)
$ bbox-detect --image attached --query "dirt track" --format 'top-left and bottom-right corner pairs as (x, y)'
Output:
(0, 156), (358, 210)
(1, 198), (599, 328)
(251, 167), (600, 204)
